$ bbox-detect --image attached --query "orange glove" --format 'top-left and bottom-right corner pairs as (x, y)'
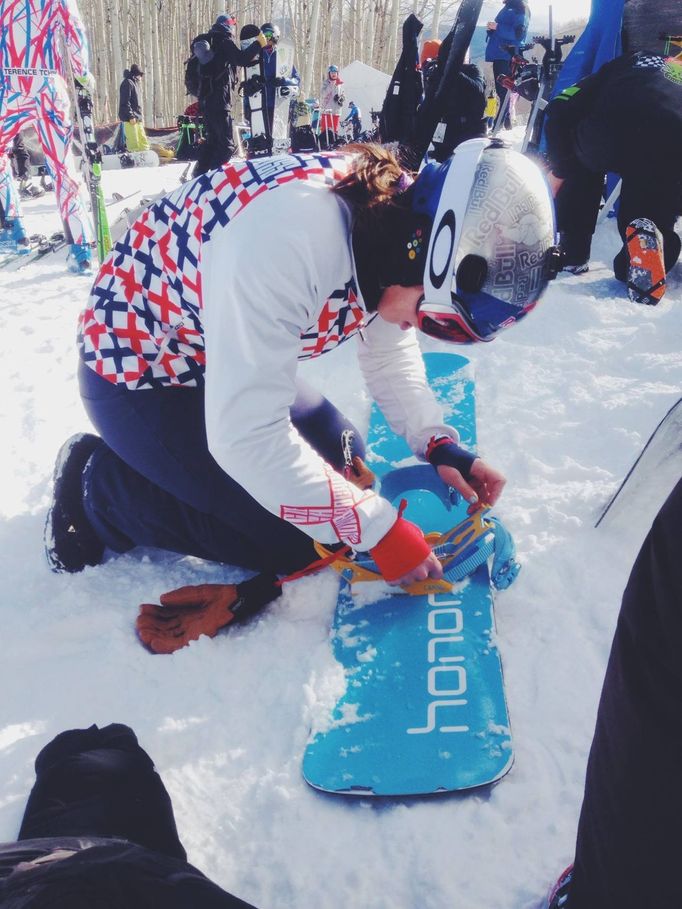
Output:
(136, 573), (280, 654)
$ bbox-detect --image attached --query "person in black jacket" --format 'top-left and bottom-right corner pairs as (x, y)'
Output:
(545, 51), (682, 280)
(192, 14), (265, 175)
(118, 63), (151, 153)
(0, 724), (258, 907)
(548, 477), (682, 908)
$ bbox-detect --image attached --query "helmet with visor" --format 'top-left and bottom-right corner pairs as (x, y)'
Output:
(412, 138), (560, 343)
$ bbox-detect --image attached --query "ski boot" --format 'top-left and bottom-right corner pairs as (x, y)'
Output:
(44, 433), (106, 573)
(547, 864), (573, 908)
(0, 218), (30, 256)
(66, 241), (94, 274)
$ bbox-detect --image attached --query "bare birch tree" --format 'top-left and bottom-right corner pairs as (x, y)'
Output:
(77, 0), (467, 126)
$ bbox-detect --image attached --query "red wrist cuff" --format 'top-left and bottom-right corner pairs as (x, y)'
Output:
(370, 516), (431, 582)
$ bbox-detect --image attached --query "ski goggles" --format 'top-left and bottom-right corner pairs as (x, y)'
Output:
(417, 290), (536, 344)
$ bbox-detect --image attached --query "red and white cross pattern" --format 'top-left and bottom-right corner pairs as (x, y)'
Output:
(79, 153), (365, 390)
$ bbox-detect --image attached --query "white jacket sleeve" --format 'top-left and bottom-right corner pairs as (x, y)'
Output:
(356, 316), (460, 457)
(201, 187), (397, 552)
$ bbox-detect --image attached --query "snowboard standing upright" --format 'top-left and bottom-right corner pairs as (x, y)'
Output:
(239, 25), (272, 158)
(302, 352), (514, 797)
(411, 0), (484, 165)
(270, 41), (298, 155)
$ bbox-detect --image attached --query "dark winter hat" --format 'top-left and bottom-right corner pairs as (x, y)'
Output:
(129, 63), (145, 77)
(353, 204), (433, 311)
(215, 12), (237, 34)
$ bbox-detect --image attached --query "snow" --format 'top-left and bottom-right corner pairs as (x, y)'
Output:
(339, 60), (391, 121)
(0, 154), (681, 909)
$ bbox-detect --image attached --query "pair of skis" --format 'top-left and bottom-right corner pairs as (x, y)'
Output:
(71, 82), (111, 263)
(0, 232), (67, 271)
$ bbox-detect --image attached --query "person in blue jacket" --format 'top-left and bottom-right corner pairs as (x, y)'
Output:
(342, 100), (362, 139)
(485, 0), (530, 129)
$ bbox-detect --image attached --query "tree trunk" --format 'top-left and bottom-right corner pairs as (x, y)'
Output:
(301, 0), (322, 97)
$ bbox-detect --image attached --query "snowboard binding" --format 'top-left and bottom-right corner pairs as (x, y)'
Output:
(316, 506), (520, 595)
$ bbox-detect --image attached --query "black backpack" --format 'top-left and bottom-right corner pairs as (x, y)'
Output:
(184, 32), (214, 98)
(184, 53), (201, 98)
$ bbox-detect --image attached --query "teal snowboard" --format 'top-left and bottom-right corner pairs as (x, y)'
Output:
(302, 352), (513, 796)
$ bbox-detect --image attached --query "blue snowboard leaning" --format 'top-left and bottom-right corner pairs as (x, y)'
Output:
(302, 352), (514, 796)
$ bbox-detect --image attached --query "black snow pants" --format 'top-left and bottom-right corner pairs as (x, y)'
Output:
(556, 161), (681, 275)
(78, 361), (364, 576)
(0, 724), (256, 907)
(194, 91), (237, 176)
(567, 477), (682, 908)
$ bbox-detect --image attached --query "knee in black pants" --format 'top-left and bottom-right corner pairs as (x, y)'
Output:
(19, 724), (186, 861)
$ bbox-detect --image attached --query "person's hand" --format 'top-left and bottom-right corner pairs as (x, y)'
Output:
(436, 458), (506, 512)
(129, 117), (138, 124)
(390, 550), (443, 587)
(487, 21), (497, 29)
(137, 584), (239, 653)
(256, 31), (268, 48)
(546, 171), (564, 197)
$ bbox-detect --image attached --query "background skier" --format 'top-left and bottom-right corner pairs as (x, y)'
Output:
(43, 141), (557, 652)
(544, 50), (682, 284)
(190, 13), (265, 175)
(118, 64), (150, 153)
(318, 64), (344, 147)
(342, 100), (362, 139)
(0, 0), (95, 271)
(485, 89), (499, 129)
(484, 0), (530, 130)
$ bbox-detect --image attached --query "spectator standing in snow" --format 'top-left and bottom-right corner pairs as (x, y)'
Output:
(485, 90), (499, 130)
(191, 13), (265, 175)
(44, 141), (557, 653)
(0, 723), (258, 907)
(485, 0), (530, 130)
(318, 64), (344, 147)
(545, 50), (682, 282)
(548, 477), (682, 908)
(342, 100), (362, 139)
(118, 64), (151, 153)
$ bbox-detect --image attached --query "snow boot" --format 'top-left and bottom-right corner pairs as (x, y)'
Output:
(44, 433), (106, 573)
(19, 177), (45, 199)
(547, 864), (573, 908)
(66, 241), (93, 274)
(0, 218), (30, 255)
(625, 218), (666, 305)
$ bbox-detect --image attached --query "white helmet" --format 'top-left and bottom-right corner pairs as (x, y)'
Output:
(412, 138), (559, 343)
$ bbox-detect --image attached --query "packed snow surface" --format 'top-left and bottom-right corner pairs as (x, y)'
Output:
(0, 154), (680, 909)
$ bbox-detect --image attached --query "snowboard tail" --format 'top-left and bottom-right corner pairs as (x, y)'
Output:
(302, 353), (513, 797)
(626, 218), (666, 306)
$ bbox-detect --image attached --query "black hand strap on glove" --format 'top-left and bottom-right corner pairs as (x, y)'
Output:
(426, 434), (477, 479)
